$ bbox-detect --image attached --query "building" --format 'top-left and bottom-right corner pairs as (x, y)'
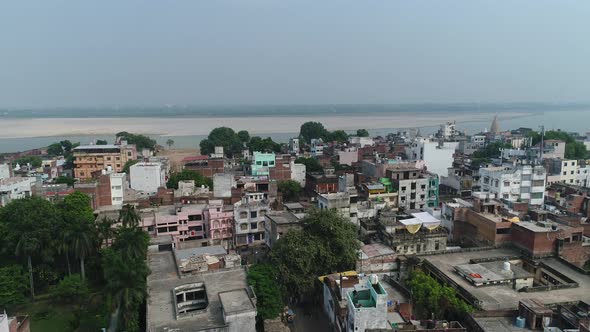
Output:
(532, 139), (566, 160)
(290, 161), (306, 186)
(490, 115), (500, 134)
(0, 177), (34, 207)
(338, 148), (359, 166)
(0, 163), (11, 180)
(147, 249), (256, 332)
(317, 192), (358, 225)
(251, 152), (276, 176)
(386, 167), (439, 210)
(377, 210), (447, 255)
(264, 210), (302, 248)
(72, 143), (136, 179)
(141, 204), (209, 247)
(406, 138), (459, 177)
(213, 173), (235, 198)
(206, 199), (234, 249)
(289, 138), (300, 155)
(0, 312), (29, 332)
(348, 136), (374, 147)
(478, 164), (546, 205)
(129, 162), (165, 194)
(311, 138), (325, 156)
(346, 276), (389, 332)
(306, 172), (339, 195)
(182, 155), (226, 178)
(437, 121), (459, 139)
(233, 192), (269, 248)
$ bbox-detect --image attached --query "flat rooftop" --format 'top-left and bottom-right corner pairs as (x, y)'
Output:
(219, 289), (255, 315)
(515, 221), (559, 233)
(266, 211), (300, 225)
(174, 245), (227, 261)
(455, 261), (532, 283)
(473, 316), (535, 332)
(147, 251), (252, 332)
(360, 243), (395, 259)
(423, 248), (590, 310)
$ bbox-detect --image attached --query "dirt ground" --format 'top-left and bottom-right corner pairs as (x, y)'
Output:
(157, 148), (199, 172)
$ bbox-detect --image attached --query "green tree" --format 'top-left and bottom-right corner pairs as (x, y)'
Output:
(64, 218), (95, 280)
(356, 129), (369, 137)
(270, 209), (360, 297)
(0, 197), (59, 300)
(54, 176), (75, 187)
(299, 121), (329, 144)
(247, 264), (283, 320)
(328, 130), (349, 143)
(0, 265), (29, 309)
(51, 274), (89, 303)
(529, 130), (588, 159)
(12, 156), (42, 168)
(112, 226), (150, 261)
(96, 139), (108, 145)
(166, 138), (175, 149)
(122, 159), (140, 173)
(166, 169), (213, 189)
(96, 216), (117, 249)
(295, 157), (323, 173)
(472, 141), (512, 159)
(116, 132), (157, 150)
(278, 180), (302, 202)
(47, 142), (64, 156)
(248, 136), (281, 153)
(406, 271), (473, 321)
(118, 204), (141, 228)
(199, 127), (244, 157)
(237, 130), (251, 143)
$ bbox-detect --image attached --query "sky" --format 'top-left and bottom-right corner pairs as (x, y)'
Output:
(1, 0), (589, 108)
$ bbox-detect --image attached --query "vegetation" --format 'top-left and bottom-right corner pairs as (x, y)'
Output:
(295, 156), (323, 173)
(54, 176), (76, 187)
(166, 139), (175, 149)
(248, 136), (281, 153)
(269, 209), (360, 297)
(356, 129), (369, 137)
(0, 194), (150, 331)
(46, 140), (79, 169)
(237, 130), (251, 143)
(529, 130), (588, 159)
(122, 159), (140, 173)
(472, 141), (512, 159)
(328, 130), (349, 143)
(247, 264), (283, 320)
(406, 271), (473, 321)
(95, 139), (108, 145)
(166, 169), (213, 189)
(116, 131), (157, 151)
(11, 155), (42, 168)
(199, 127), (244, 157)
(299, 121), (329, 144)
(278, 180), (303, 202)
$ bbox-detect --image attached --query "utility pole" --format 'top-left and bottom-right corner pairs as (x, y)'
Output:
(539, 125), (545, 161)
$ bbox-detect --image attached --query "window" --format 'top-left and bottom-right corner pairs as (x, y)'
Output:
(250, 222), (258, 229)
(127, 152), (132, 157)
(106, 157), (111, 161)
(401, 186), (406, 191)
(573, 161), (576, 166)
(188, 214), (202, 221)
(240, 224), (248, 231)
(116, 164), (121, 168)
(239, 211), (248, 219)
(256, 161), (262, 165)
(250, 211), (257, 218)
(116, 156), (121, 161)
(504, 181), (510, 187)
(269, 161), (275, 166)
(262, 161), (268, 166)
(435, 242), (440, 251)
(147, 226), (154, 232)
(563, 172), (567, 175)
(532, 192), (543, 199)
(259, 210), (267, 216)
(564, 162), (568, 166)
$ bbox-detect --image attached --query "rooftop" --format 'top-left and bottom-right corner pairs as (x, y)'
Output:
(182, 155), (209, 162)
(359, 243), (395, 260)
(423, 248), (590, 310)
(0, 177), (33, 186)
(147, 251), (253, 332)
(283, 202), (304, 210)
(514, 221), (559, 233)
(455, 261), (532, 283)
(219, 289), (256, 315)
(265, 211), (300, 225)
(174, 245), (227, 261)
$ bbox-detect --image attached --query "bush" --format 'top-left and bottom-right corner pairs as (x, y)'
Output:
(51, 274), (89, 303)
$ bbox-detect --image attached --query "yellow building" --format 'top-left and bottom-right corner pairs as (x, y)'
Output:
(73, 143), (136, 179)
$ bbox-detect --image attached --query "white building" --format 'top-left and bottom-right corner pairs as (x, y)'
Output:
(0, 163), (11, 180)
(234, 192), (269, 247)
(478, 164), (546, 205)
(129, 162), (165, 194)
(213, 173), (235, 198)
(438, 121), (458, 139)
(0, 177), (34, 207)
(317, 192), (358, 225)
(338, 148), (358, 166)
(109, 173), (126, 205)
(406, 138), (459, 177)
(290, 161), (306, 186)
(348, 136), (374, 147)
(289, 137), (300, 155)
(346, 277), (389, 332)
(311, 138), (325, 156)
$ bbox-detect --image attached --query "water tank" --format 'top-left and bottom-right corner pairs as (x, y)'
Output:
(503, 261), (511, 271)
(515, 316), (526, 328)
(551, 224), (558, 231)
(107, 165), (113, 172)
(369, 274), (379, 285)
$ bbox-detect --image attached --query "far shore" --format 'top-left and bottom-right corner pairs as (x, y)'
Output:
(0, 112), (530, 139)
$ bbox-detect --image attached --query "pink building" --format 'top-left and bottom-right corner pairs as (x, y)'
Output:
(206, 199), (234, 249)
(141, 204), (209, 247)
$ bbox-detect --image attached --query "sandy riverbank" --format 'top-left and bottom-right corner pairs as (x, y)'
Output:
(0, 112), (529, 139)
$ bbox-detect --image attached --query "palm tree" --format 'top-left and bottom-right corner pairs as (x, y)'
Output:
(118, 204), (141, 228)
(166, 139), (175, 149)
(96, 216), (116, 248)
(57, 235), (72, 276)
(65, 219), (95, 280)
(113, 227), (150, 261)
(15, 235), (39, 300)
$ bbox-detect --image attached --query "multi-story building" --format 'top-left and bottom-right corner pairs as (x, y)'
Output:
(311, 138), (325, 156)
(0, 177), (34, 207)
(377, 209), (447, 255)
(289, 137), (300, 155)
(73, 143), (136, 179)
(206, 199), (234, 249)
(406, 138), (459, 177)
(345, 276), (389, 332)
(182, 155), (226, 178)
(545, 159), (590, 187)
(264, 210), (302, 248)
(233, 192), (269, 248)
(142, 204), (208, 247)
(129, 162), (165, 194)
(317, 192), (358, 225)
(251, 152), (276, 176)
(479, 164), (546, 205)
(386, 167), (439, 210)
(0, 163), (11, 180)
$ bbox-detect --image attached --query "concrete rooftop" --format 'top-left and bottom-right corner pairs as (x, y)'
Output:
(147, 251), (252, 332)
(423, 248), (590, 310)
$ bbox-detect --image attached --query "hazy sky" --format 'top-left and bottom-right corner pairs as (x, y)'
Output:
(1, 0), (589, 108)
